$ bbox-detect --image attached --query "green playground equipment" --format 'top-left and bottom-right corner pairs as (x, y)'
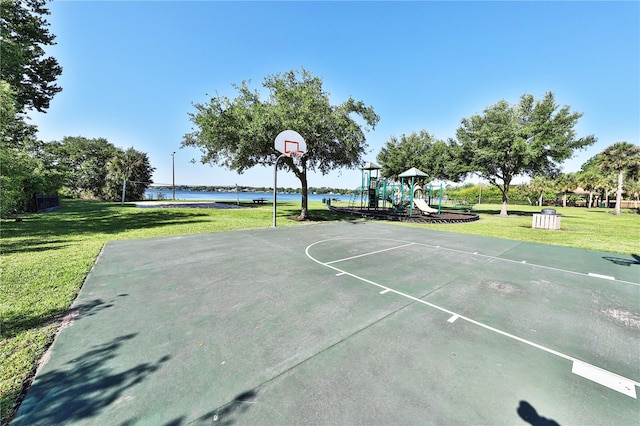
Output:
(346, 163), (444, 216)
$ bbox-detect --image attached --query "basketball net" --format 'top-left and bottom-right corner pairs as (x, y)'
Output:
(289, 151), (304, 167)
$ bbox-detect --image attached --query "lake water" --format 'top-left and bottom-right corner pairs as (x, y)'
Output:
(144, 189), (354, 203)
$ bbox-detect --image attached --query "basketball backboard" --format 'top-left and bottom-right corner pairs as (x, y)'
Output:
(274, 130), (306, 156)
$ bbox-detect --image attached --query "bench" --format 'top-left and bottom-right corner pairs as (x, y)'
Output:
(252, 198), (268, 204)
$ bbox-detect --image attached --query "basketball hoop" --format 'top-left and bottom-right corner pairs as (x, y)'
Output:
(273, 130), (307, 227)
(290, 151), (304, 167)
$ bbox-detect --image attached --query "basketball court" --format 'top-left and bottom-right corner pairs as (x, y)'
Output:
(13, 221), (640, 425)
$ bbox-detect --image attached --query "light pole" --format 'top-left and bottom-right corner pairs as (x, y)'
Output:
(171, 151), (176, 200)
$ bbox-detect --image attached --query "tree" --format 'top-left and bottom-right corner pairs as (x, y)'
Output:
(528, 175), (556, 206)
(554, 172), (577, 208)
(53, 136), (120, 198)
(376, 130), (458, 182)
(453, 92), (596, 216)
(0, 0), (63, 214)
(576, 160), (602, 208)
(0, 81), (64, 215)
(182, 68), (379, 219)
(596, 142), (640, 215)
(1, 0), (62, 114)
(104, 147), (155, 201)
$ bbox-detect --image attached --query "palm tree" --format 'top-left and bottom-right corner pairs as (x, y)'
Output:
(106, 147), (155, 202)
(554, 173), (577, 207)
(529, 175), (554, 206)
(575, 169), (600, 208)
(596, 142), (640, 215)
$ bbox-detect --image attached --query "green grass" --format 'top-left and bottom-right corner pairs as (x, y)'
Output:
(401, 203), (640, 254)
(1, 199), (637, 424)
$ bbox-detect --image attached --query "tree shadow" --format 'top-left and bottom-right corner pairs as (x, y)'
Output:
(1, 202), (212, 254)
(0, 238), (72, 255)
(517, 400), (560, 426)
(11, 333), (170, 425)
(195, 390), (259, 425)
(1, 295), (128, 340)
(603, 254), (640, 267)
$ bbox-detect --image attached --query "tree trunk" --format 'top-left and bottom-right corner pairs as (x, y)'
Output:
(562, 192), (567, 208)
(538, 191), (543, 207)
(614, 171), (623, 215)
(298, 167), (309, 220)
(588, 192), (593, 208)
(499, 187), (509, 216)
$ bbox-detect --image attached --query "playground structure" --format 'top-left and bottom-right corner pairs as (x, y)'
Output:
(335, 163), (479, 224)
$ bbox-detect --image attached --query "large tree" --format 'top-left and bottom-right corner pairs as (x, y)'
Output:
(0, 0), (63, 214)
(376, 130), (458, 182)
(182, 68), (379, 219)
(596, 142), (640, 215)
(453, 92), (596, 216)
(1, 0), (62, 114)
(52, 136), (120, 198)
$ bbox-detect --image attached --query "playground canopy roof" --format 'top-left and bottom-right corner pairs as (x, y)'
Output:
(361, 161), (382, 170)
(398, 167), (428, 178)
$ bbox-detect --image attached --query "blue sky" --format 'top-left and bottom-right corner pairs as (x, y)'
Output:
(32, 1), (639, 189)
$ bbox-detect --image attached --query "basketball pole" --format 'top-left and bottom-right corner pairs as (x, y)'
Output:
(273, 153), (287, 227)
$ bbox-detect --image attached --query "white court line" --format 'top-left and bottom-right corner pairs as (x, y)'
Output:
(588, 272), (615, 281)
(325, 243), (415, 265)
(448, 314), (459, 323)
(573, 361), (637, 398)
(305, 238), (640, 398)
(379, 289), (390, 294)
(409, 240), (638, 286)
(313, 236), (639, 286)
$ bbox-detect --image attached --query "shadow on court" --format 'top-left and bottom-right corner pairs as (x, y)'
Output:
(517, 401), (560, 426)
(13, 222), (640, 425)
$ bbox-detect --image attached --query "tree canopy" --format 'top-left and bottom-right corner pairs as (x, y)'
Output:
(453, 92), (596, 215)
(1, 0), (63, 215)
(1, 0), (62, 114)
(182, 68), (379, 219)
(376, 130), (458, 182)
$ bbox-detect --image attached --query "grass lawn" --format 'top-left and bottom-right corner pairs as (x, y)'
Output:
(1, 198), (638, 424)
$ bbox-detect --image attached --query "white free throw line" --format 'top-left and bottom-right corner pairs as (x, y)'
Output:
(305, 239), (640, 398)
(325, 243), (415, 265)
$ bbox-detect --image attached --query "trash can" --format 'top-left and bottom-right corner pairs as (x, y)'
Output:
(541, 208), (556, 215)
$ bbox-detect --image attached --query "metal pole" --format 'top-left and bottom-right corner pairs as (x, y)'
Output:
(273, 154), (286, 227)
(172, 152), (176, 200)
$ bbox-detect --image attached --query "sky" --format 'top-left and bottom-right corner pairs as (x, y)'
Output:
(31, 0), (639, 189)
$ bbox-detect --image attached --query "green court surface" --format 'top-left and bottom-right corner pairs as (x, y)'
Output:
(14, 222), (640, 425)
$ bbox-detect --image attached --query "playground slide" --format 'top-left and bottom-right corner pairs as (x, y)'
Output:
(414, 198), (439, 214)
